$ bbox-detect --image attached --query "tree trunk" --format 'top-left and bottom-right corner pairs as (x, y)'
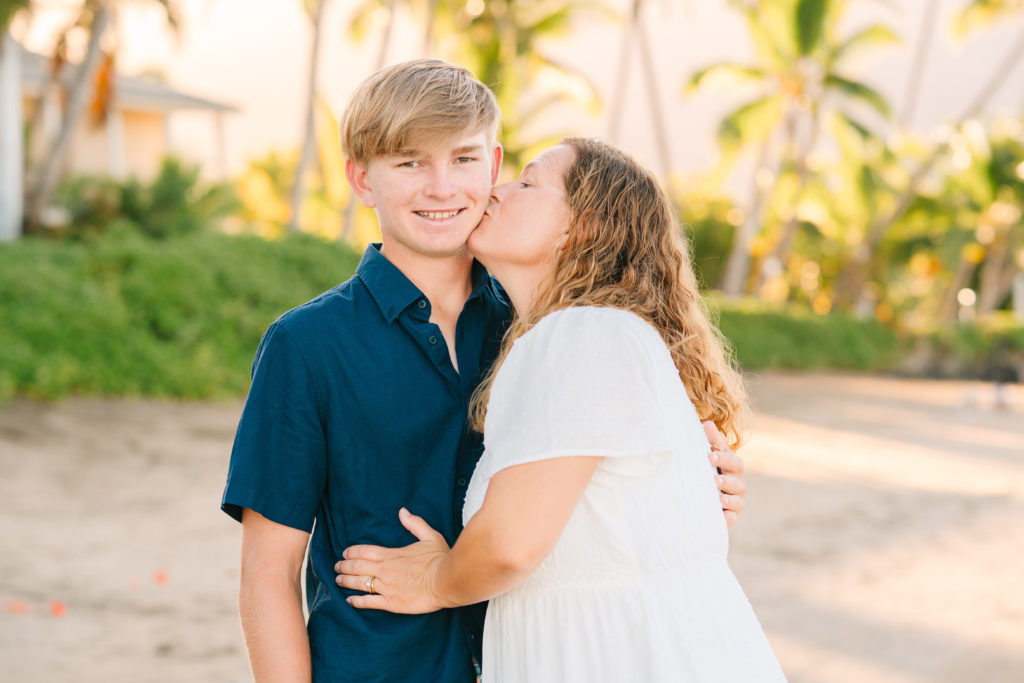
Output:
(25, 2), (110, 232)
(719, 137), (774, 296)
(897, 0), (939, 128)
(421, 0), (438, 57)
(938, 256), (979, 323)
(0, 30), (24, 241)
(342, 0), (397, 242)
(288, 0), (326, 233)
(376, 0), (397, 69)
(759, 106), (820, 289)
(977, 232), (1019, 315)
(634, 5), (671, 179)
(606, 0), (637, 143)
(834, 21), (1024, 308)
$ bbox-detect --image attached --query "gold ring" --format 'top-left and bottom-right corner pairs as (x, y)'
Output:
(366, 576), (378, 595)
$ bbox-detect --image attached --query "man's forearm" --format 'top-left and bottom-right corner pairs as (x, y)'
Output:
(239, 571), (311, 683)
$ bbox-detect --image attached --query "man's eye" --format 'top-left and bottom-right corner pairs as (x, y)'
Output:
(456, 157), (477, 163)
(399, 161), (420, 168)
(519, 182), (531, 188)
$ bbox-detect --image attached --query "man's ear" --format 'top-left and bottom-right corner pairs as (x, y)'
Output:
(345, 159), (377, 209)
(490, 143), (504, 185)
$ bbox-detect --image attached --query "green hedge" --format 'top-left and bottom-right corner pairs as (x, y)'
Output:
(715, 299), (903, 371)
(0, 232), (942, 401)
(0, 231), (360, 400)
(916, 314), (1024, 380)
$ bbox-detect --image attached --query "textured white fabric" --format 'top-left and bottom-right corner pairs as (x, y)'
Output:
(464, 307), (786, 683)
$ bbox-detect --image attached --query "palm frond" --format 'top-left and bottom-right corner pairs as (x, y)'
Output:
(833, 24), (901, 63)
(795, 0), (829, 56)
(685, 63), (769, 94)
(717, 94), (785, 152)
(953, 0), (1024, 40)
(825, 74), (891, 118)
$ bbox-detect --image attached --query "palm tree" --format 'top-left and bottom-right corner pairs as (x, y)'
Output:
(687, 0), (897, 296)
(24, 1), (111, 233)
(288, 0), (328, 233)
(447, 0), (606, 171)
(607, 0), (672, 178)
(24, 0), (181, 233)
(346, 1), (606, 169)
(833, 0), (1024, 307)
(341, 0), (401, 241)
(897, 0), (940, 128)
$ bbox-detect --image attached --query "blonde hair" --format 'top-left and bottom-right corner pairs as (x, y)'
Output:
(470, 138), (749, 448)
(341, 59), (500, 165)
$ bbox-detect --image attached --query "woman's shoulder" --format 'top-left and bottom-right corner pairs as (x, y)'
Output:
(524, 306), (662, 350)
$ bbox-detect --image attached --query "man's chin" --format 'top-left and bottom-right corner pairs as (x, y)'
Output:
(420, 241), (471, 260)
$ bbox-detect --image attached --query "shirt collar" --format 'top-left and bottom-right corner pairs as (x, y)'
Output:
(356, 243), (496, 323)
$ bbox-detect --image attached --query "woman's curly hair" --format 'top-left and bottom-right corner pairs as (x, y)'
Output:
(470, 137), (748, 448)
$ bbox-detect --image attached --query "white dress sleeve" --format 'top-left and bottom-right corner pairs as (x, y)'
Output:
(482, 307), (675, 476)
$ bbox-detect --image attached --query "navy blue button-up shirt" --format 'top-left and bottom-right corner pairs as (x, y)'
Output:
(222, 244), (511, 682)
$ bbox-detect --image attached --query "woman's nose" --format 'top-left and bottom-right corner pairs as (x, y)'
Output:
(490, 181), (515, 202)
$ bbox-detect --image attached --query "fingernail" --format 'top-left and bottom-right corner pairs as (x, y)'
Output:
(334, 562), (341, 572)
(715, 475), (723, 487)
(712, 453), (720, 464)
(346, 597), (354, 605)
(342, 550), (348, 560)
(399, 507), (408, 516)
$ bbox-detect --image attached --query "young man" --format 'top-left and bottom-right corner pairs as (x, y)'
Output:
(221, 59), (748, 682)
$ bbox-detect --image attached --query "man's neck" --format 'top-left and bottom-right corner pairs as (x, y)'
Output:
(379, 242), (475, 318)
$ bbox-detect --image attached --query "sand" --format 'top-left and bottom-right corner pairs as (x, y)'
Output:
(1, 372), (1022, 682)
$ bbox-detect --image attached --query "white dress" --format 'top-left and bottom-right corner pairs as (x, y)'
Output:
(463, 307), (786, 683)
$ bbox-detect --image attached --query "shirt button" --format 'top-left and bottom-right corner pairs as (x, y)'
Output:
(418, 299), (427, 309)
(457, 478), (467, 486)
(429, 335), (438, 345)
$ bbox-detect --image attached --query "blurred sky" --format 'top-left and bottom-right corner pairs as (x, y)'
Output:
(12, 0), (1024, 180)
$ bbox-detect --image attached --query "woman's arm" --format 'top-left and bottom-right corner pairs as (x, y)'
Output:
(336, 455), (600, 613)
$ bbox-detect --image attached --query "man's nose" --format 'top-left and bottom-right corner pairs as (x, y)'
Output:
(425, 166), (457, 198)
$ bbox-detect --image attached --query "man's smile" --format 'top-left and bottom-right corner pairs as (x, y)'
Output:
(414, 209), (465, 221)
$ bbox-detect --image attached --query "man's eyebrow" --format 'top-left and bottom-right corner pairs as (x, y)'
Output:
(393, 148), (423, 158)
(452, 144), (484, 156)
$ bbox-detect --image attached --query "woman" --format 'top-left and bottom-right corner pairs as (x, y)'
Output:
(336, 138), (785, 681)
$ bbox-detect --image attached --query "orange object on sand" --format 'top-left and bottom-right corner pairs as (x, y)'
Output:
(3, 600), (29, 614)
(153, 570), (169, 585)
(49, 601), (67, 617)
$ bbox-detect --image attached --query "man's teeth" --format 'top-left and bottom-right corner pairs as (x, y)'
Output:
(417, 210), (461, 219)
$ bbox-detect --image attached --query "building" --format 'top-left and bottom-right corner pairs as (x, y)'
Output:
(0, 37), (236, 241)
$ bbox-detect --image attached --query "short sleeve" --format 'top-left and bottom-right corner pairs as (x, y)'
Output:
(221, 322), (327, 532)
(482, 308), (674, 474)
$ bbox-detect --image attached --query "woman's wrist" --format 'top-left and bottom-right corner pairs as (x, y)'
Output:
(426, 552), (458, 609)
